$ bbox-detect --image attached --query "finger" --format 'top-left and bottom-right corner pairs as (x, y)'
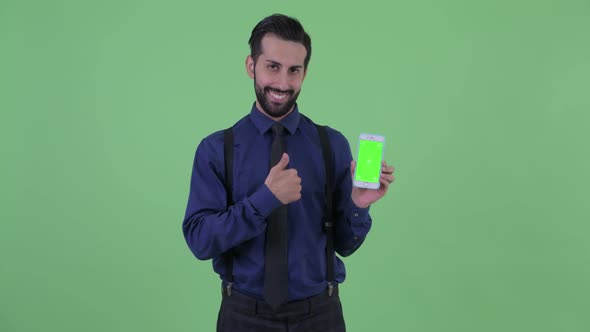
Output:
(273, 153), (290, 170)
(294, 168), (301, 183)
(350, 160), (356, 178)
(380, 174), (395, 183)
(379, 177), (390, 191)
(381, 164), (395, 174)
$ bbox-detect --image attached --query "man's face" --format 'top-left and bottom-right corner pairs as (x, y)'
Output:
(246, 33), (307, 119)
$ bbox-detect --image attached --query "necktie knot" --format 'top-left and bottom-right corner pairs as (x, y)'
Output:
(271, 122), (286, 137)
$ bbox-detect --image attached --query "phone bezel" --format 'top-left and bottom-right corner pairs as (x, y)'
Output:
(353, 133), (385, 190)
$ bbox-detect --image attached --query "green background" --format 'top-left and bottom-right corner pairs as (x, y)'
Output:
(1, 0), (589, 331)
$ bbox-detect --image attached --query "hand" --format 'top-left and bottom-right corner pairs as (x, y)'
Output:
(350, 160), (395, 208)
(264, 153), (302, 204)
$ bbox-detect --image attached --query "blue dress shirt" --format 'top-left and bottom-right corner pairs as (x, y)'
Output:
(183, 104), (372, 301)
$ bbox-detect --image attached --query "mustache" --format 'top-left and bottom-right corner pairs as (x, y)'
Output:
(265, 87), (294, 95)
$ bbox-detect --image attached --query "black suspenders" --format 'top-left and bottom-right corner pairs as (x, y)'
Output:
(222, 128), (235, 296)
(222, 124), (335, 296)
(315, 124), (336, 296)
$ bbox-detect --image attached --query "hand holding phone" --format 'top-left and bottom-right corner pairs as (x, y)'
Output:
(353, 133), (385, 190)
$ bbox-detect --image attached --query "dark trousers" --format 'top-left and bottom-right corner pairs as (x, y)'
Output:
(217, 286), (346, 332)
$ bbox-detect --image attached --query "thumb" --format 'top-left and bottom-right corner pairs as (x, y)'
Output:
(273, 153), (290, 170)
(350, 160), (356, 178)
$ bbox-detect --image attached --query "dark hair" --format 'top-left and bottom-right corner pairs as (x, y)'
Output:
(248, 14), (312, 69)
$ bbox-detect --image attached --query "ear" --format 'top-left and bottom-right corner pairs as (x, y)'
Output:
(245, 55), (255, 79)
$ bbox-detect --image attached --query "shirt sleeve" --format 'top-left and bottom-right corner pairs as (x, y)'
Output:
(182, 133), (282, 260)
(329, 129), (373, 257)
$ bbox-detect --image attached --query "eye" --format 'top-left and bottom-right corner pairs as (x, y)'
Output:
(268, 64), (278, 71)
(289, 68), (300, 74)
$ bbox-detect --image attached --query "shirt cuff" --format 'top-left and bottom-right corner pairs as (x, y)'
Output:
(350, 207), (370, 224)
(248, 184), (283, 218)
(350, 206), (371, 237)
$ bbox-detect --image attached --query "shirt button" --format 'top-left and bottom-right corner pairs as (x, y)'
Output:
(354, 236), (359, 241)
(353, 213), (359, 217)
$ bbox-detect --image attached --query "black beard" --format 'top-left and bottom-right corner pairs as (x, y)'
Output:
(254, 81), (300, 118)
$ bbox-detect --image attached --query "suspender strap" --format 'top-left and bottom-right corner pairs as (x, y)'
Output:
(223, 128), (234, 287)
(315, 124), (335, 293)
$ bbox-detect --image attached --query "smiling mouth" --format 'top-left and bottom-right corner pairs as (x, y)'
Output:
(266, 88), (291, 102)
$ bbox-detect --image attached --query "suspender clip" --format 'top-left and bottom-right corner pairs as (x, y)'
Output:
(327, 282), (334, 297)
(226, 282), (233, 297)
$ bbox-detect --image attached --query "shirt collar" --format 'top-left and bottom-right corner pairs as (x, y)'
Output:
(249, 103), (301, 135)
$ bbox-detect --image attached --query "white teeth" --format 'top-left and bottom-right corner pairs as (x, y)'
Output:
(269, 91), (287, 100)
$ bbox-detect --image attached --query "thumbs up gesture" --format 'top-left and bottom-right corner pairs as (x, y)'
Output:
(264, 153), (302, 204)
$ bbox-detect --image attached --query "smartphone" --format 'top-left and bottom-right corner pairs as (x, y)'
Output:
(353, 133), (385, 189)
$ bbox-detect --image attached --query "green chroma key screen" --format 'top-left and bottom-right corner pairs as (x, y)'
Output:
(355, 140), (383, 183)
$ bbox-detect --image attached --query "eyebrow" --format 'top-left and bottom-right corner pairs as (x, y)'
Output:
(264, 59), (304, 70)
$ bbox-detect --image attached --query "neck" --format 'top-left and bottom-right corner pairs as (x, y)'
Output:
(255, 100), (295, 122)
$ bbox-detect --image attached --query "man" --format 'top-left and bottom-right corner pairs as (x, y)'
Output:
(183, 14), (395, 331)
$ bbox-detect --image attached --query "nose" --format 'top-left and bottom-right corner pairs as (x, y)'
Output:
(274, 70), (291, 91)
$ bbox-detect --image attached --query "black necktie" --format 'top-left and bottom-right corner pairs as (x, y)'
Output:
(264, 122), (289, 310)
